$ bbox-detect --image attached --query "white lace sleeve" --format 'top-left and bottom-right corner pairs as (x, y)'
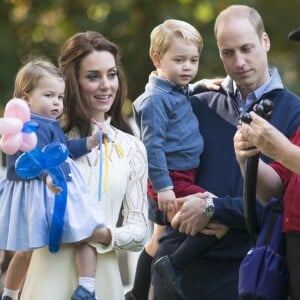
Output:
(114, 137), (149, 251)
(92, 130), (149, 253)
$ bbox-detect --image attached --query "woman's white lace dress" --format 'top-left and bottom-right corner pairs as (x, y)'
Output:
(20, 121), (149, 300)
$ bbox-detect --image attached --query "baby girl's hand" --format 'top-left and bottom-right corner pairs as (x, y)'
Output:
(46, 175), (62, 194)
(87, 130), (101, 150)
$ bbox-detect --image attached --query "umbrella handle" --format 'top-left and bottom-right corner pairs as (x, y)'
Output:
(240, 99), (274, 244)
(243, 154), (260, 243)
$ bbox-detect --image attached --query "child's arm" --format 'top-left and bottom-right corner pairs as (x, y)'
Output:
(157, 189), (177, 213)
(133, 94), (176, 210)
(190, 78), (224, 94)
(67, 132), (100, 158)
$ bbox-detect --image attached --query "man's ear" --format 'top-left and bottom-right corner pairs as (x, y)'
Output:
(262, 32), (271, 52)
(152, 52), (161, 68)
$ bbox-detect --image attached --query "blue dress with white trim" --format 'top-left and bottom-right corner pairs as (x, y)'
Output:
(0, 114), (105, 251)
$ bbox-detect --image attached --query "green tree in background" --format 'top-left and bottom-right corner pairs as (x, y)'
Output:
(1, 0), (300, 113)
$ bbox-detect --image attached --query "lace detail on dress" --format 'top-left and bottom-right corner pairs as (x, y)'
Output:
(114, 136), (149, 250)
(67, 122), (149, 252)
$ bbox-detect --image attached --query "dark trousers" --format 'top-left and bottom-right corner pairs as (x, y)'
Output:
(286, 232), (300, 300)
(169, 234), (219, 272)
(152, 230), (240, 300)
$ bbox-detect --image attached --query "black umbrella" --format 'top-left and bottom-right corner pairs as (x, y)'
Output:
(240, 99), (274, 244)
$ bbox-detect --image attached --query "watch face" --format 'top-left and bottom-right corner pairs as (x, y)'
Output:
(205, 205), (214, 218)
(206, 206), (214, 213)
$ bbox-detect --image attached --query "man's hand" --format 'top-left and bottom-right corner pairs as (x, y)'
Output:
(171, 192), (209, 236)
(200, 221), (229, 238)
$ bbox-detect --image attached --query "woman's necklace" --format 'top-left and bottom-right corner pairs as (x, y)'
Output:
(85, 150), (100, 167)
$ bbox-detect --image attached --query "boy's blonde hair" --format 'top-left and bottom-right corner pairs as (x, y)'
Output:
(14, 58), (64, 98)
(149, 19), (203, 59)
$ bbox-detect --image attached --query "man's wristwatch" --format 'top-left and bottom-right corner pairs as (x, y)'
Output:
(204, 196), (215, 219)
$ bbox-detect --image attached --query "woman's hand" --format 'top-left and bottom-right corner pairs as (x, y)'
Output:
(233, 125), (259, 176)
(244, 112), (290, 161)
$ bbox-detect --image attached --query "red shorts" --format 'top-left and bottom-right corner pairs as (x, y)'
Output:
(148, 168), (206, 201)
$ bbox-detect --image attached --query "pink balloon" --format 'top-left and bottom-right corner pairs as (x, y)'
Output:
(0, 98), (37, 155)
(0, 133), (22, 155)
(4, 98), (30, 122)
(0, 118), (23, 135)
(19, 133), (37, 152)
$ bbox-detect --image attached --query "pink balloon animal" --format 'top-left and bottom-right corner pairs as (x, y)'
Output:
(0, 98), (38, 155)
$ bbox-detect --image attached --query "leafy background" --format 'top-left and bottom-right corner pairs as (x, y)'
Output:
(1, 0), (300, 116)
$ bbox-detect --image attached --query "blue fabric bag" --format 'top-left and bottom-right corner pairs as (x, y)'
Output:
(239, 198), (289, 300)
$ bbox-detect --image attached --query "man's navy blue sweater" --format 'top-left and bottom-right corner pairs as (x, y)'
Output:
(153, 73), (300, 299)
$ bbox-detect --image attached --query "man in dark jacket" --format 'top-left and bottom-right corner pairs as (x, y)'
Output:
(152, 5), (300, 300)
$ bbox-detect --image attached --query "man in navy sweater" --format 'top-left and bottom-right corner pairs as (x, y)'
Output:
(152, 5), (300, 300)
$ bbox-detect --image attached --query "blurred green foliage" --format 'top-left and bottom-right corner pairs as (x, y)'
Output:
(1, 0), (300, 116)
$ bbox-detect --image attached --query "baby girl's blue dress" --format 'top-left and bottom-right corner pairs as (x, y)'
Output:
(0, 114), (105, 251)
